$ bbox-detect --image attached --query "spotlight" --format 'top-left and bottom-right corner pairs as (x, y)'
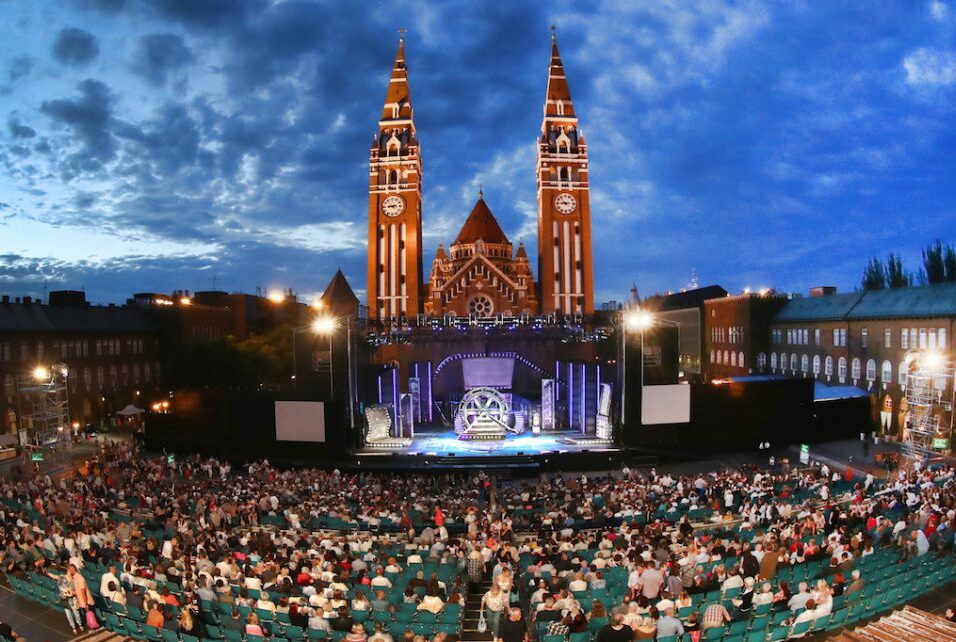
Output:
(32, 366), (49, 381)
(624, 310), (654, 331)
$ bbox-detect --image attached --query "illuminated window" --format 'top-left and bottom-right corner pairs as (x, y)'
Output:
(851, 358), (861, 380)
(813, 355), (821, 375)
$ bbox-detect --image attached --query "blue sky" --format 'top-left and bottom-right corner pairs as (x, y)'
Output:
(0, 0), (954, 305)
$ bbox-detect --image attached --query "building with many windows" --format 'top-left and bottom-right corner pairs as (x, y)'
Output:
(764, 282), (956, 435)
(703, 292), (790, 380)
(0, 292), (161, 436)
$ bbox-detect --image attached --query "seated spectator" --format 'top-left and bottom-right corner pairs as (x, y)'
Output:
(245, 613), (267, 638)
(418, 588), (444, 614)
(146, 603), (165, 628)
(346, 623), (368, 642)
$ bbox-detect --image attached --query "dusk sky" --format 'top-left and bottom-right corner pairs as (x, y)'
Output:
(1, 0), (954, 305)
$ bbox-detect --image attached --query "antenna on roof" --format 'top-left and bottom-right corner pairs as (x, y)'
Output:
(550, 24), (557, 42)
(478, 183), (483, 199)
(397, 27), (406, 43)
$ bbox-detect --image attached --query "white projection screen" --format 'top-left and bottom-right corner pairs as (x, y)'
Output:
(462, 357), (515, 389)
(641, 384), (691, 425)
(274, 401), (326, 442)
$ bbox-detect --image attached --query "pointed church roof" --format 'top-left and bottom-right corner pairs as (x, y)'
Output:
(380, 34), (414, 123)
(515, 240), (528, 259)
(434, 242), (447, 260)
(544, 31), (576, 118)
(320, 269), (359, 306)
(453, 195), (510, 246)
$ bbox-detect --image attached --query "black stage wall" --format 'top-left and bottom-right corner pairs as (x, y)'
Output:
(144, 390), (348, 461)
(622, 379), (863, 453)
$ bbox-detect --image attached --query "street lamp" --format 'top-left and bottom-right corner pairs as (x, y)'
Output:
(291, 316), (338, 397)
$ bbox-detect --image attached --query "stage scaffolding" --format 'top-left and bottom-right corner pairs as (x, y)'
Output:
(902, 350), (954, 466)
(16, 363), (71, 447)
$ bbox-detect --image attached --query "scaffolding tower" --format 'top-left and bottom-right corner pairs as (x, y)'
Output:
(902, 350), (954, 466)
(16, 363), (70, 447)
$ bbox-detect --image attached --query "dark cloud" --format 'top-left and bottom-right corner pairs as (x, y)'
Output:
(7, 117), (36, 138)
(130, 33), (193, 86)
(52, 27), (100, 66)
(73, 191), (96, 208)
(7, 55), (33, 82)
(152, 0), (263, 30)
(40, 79), (115, 175)
(75, 0), (129, 12)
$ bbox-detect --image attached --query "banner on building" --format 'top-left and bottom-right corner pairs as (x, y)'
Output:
(408, 377), (421, 423)
(541, 379), (555, 431)
(596, 383), (613, 441)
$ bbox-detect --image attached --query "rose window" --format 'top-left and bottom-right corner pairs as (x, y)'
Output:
(468, 295), (494, 316)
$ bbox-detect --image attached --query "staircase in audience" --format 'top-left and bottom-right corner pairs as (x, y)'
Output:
(71, 628), (131, 642)
(827, 605), (956, 641)
(462, 578), (494, 642)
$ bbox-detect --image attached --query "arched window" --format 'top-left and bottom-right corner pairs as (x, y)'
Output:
(865, 359), (876, 381)
(710, 349), (715, 363)
(731, 352), (737, 367)
(723, 350), (729, 365)
(738, 352), (745, 368)
(757, 352), (767, 370)
(881, 360), (892, 383)
(790, 353), (798, 372)
(801, 354), (809, 374)
(898, 361), (908, 385)
(780, 353), (788, 371)
(825, 356), (834, 377)
(96, 367), (105, 388)
(851, 358), (861, 380)
(770, 353), (778, 370)
(2, 375), (13, 402)
(838, 357), (847, 381)
(813, 355), (821, 375)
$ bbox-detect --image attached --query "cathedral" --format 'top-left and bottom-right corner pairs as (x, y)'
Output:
(366, 32), (594, 319)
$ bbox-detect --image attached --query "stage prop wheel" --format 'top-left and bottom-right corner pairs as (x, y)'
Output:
(456, 387), (510, 440)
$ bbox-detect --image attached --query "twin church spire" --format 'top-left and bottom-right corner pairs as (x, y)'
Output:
(366, 30), (593, 319)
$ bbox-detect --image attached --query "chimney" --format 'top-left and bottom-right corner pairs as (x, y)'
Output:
(1, 295), (8, 304)
(23, 296), (32, 304)
(809, 286), (837, 297)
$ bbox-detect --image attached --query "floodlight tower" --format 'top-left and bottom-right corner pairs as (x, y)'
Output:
(902, 349), (953, 467)
(16, 362), (71, 447)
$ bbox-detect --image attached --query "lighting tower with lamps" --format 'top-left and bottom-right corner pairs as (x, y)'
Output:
(901, 349), (954, 467)
(16, 362), (71, 447)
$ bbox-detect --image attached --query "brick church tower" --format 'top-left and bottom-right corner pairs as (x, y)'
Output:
(366, 34), (424, 319)
(536, 31), (594, 315)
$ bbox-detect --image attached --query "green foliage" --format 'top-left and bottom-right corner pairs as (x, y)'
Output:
(921, 239), (956, 284)
(885, 252), (910, 288)
(861, 256), (886, 291)
(165, 322), (293, 390)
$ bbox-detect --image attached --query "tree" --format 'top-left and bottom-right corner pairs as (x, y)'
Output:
(861, 257), (886, 291)
(943, 244), (956, 282)
(922, 240), (946, 284)
(885, 252), (910, 288)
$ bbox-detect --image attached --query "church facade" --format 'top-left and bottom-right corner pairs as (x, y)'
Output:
(366, 33), (594, 319)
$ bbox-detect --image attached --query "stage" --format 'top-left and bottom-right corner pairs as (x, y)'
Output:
(352, 425), (619, 458)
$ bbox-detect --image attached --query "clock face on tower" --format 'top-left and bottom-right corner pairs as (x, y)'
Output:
(554, 192), (577, 214)
(381, 195), (405, 217)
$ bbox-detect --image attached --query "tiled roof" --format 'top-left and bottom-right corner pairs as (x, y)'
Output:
(773, 282), (956, 323)
(0, 303), (156, 334)
(453, 197), (510, 246)
(320, 269), (359, 306)
(847, 281), (956, 319)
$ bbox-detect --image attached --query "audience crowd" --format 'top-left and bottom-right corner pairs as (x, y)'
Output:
(0, 438), (955, 642)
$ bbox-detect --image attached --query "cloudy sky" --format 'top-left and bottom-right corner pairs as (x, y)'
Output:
(1, 0), (954, 305)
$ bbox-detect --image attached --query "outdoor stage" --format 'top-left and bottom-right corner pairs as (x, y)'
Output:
(351, 425), (620, 460)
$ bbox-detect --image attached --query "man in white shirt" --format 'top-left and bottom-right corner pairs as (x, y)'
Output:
(788, 583), (811, 611)
(100, 565), (120, 596)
